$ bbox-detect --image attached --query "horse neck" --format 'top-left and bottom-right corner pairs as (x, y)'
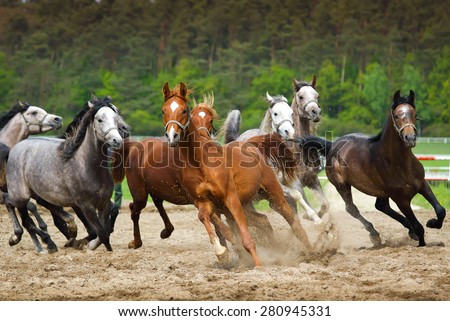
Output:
(258, 110), (272, 134)
(178, 121), (207, 167)
(292, 100), (311, 137)
(378, 115), (413, 160)
(74, 125), (109, 169)
(0, 114), (30, 148)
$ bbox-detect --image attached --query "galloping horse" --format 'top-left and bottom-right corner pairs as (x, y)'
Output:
(0, 101), (63, 251)
(291, 76), (329, 217)
(302, 90), (446, 246)
(222, 79), (326, 224)
(161, 82), (312, 267)
(111, 97), (231, 249)
(5, 98), (126, 253)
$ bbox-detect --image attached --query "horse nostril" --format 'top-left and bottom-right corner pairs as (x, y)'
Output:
(173, 132), (178, 139)
(55, 117), (62, 122)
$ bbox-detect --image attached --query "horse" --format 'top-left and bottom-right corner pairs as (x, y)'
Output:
(301, 90), (446, 246)
(161, 82), (312, 267)
(5, 97), (126, 253)
(32, 96), (131, 247)
(291, 75), (330, 218)
(111, 96), (231, 249)
(222, 79), (326, 224)
(0, 101), (63, 251)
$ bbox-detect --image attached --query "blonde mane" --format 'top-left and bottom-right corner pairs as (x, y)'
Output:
(192, 93), (219, 120)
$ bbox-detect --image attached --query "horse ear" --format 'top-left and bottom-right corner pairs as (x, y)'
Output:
(292, 78), (300, 91)
(17, 100), (25, 108)
(311, 75), (317, 88)
(408, 90), (415, 104)
(91, 93), (98, 101)
(393, 90), (401, 102)
(266, 92), (274, 104)
(88, 101), (95, 108)
(162, 82), (171, 100)
(179, 82), (188, 98)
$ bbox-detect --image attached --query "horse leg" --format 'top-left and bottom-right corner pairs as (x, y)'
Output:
(282, 179), (322, 225)
(77, 204), (112, 251)
(36, 197), (78, 242)
(196, 200), (230, 264)
(211, 212), (235, 246)
(153, 198), (174, 239)
(5, 203), (23, 246)
(244, 202), (277, 245)
(375, 197), (418, 240)
(17, 205), (58, 254)
(306, 176), (330, 217)
(262, 187), (313, 252)
(72, 206), (97, 247)
(109, 200), (120, 234)
(222, 194), (261, 267)
(418, 181), (446, 229)
(335, 183), (381, 246)
(128, 199), (146, 249)
(394, 199), (425, 246)
(27, 202), (47, 232)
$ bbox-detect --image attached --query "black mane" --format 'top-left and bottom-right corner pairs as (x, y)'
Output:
(268, 95), (288, 108)
(0, 102), (30, 131)
(58, 97), (114, 160)
(293, 80), (312, 93)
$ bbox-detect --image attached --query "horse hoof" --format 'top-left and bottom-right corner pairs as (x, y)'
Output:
(369, 234), (382, 246)
(48, 246), (58, 254)
(88, 238), (101, 250)
(216, 250), (230, 264)
(160, 228), (174, 239)
(408, 231), (419, 241)
(8, 235), (21, 246)
(426, 218), (443, 229)
(128, 240), (142, 249)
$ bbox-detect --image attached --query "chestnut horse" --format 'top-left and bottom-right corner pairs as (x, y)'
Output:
(301, 90), (446, 246)
(111, 98), (232, 249)
(161, 82), (312, 267)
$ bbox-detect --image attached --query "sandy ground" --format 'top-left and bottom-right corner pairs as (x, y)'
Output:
(0, 185), (449, 301)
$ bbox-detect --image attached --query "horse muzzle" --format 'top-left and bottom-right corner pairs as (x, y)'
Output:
(403, 133), (417, 147)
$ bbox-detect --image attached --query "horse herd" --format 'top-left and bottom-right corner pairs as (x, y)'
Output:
(0, 78), (446, 267)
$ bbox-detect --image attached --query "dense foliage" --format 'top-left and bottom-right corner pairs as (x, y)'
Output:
(0, 0), (448, 136)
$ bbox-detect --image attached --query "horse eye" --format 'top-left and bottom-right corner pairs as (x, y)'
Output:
(31, 111), (38, 116)
(182, 109), (187, 114)
(299, 96), (303, 100)
(97, 119), (103, 123)
(274, 113), (278, 116)
(394, 115), (399, 120)
(161, 110), (165, 115)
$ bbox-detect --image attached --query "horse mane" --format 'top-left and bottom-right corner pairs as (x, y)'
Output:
(0, 102), (30, 131)
(391, 94), (415, 109)
(57, 102), (90, 139)
(192, 93), (219, 120)
(58, 97), (113, 160)
(293, 80), (311, 93)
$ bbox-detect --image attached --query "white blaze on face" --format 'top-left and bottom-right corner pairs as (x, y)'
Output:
(198, 111), (206, 118)
(170, 101), (179, 112)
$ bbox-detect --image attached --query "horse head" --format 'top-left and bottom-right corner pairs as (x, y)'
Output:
(17, 101), (63, 134)
(391, 90), (417, 147)
(191, 93), (218, 138)
(292, 75), (321, 123)
(88, 97), (125, 149)
(266, 92), (294, 139)
(161, 82), (192, 147)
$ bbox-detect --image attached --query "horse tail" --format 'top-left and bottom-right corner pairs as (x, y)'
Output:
(111, 139), (139, 183)
(246, 133), (298, 184)
(299, 136), (333, 157)
(220, 110), (241, 143)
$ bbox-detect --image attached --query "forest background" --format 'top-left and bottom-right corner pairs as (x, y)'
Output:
(0, 0), (449, 137)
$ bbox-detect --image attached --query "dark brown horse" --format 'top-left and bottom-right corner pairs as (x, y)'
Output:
(302, 90), (446, 246)
(161, 82), (311, 267)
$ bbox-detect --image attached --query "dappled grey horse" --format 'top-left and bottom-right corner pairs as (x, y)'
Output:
(0, 101), (63, 250)
(5, 98), (126, 253)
